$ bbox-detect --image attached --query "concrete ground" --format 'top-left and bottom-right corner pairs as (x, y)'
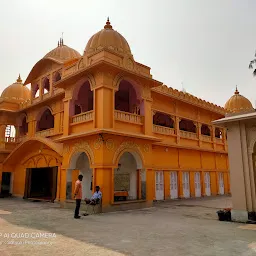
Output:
(0, 196), (255, 256)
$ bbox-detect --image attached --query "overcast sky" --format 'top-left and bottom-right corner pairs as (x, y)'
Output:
(1, 0), (256, 107)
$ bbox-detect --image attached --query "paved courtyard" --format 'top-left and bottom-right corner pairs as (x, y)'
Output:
(0, 196), (255, 256)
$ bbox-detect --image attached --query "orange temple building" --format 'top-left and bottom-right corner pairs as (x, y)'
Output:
(0, 19), (230, 212)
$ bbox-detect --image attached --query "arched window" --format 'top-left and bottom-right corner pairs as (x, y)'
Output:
(19, 116), (28, 136)
(115, 80), (141, 114)
(179, 119), (196, 133)
(37, 108), (54, 131)
(74, 105), (82, 115)
(5, 125), (16, 142)
(73, 81), (93, 114)
(201, 124), (210, 136)
(43, 78), (50, 94)
(33, 84), (39, 98)
(153, 112), (174, 128)
(215, 128), (222, 138)
(54, 72), (61, 83)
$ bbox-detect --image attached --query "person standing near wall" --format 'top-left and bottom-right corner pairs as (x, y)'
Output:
(74, 174), (83, 219)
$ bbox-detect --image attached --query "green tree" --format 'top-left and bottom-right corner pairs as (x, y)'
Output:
(249, 52), (256, 75)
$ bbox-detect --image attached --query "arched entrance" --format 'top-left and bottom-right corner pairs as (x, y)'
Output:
(114, 151), (145, 201)
(2, 138), (62, 202)
(67, 152), (92, 200)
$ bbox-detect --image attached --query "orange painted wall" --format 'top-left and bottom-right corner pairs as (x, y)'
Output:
(0, 61), (230, 210)
(12, 164), (26, 196)
(179, 149), (201, 169)
(201, 152), (215, 170)
(152, 146), (179, 169)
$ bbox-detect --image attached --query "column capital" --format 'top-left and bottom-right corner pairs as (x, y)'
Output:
(63, 97), (73, 103)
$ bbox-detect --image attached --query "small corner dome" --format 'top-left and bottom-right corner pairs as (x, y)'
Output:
(44, 40), (81, 62)
(1, 75), (30, 102)
(224, 87), (254, 114)
(84, 18), (132, 57)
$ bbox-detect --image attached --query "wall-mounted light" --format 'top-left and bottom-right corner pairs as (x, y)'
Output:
(117, 163), (121, 171)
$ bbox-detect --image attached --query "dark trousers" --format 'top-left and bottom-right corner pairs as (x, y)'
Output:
(74, 199), (81, 217)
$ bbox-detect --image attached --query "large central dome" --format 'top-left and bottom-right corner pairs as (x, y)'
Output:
(84, 18), (132, 57)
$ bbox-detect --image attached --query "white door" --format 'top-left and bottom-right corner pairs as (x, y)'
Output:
(170, 172), (178, 199)
(194, 172), (201, 197)
(218, 172), (224, 195)
(155, 171), (164, 200)
(204, 172), (211, 196)
(182, 172), (190, 198)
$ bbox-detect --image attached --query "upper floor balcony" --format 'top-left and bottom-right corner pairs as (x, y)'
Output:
(114, 110), (144, 134)
(70, 110), (94, 134)
(13, 73), (226, 153)
(152, 110), (226, 150)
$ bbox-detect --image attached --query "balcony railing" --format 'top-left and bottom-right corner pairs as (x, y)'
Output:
(153, 125), (175, 135)
(216, 138), (223, 144)
(201, 135), (212, 142)
(4, 137), (17, 143)
(33, 97), (40, 104)
(53, 87), (64, 95)
(35, 128), (54, 138)
(114, 110), (143, 125)
(42, 93), (50, 100)
(72, 110), (94, 123)
(180, 130), (198, 139)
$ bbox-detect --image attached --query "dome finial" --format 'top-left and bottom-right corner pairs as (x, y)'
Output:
(17, 74), (22, 83)
(235, 85), (239, 95)
(61, 32), (64, 45)
(104, 17), (112, 29)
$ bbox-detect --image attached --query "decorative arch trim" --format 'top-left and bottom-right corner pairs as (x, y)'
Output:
(113, 74), (142, 97)
(113, 141), (144, 169)
(36, 106), (54, 122)
(67, 147), (94, 169)
(17, 113), (28, 127)
(64, 141), (94, 168)
(72, 74), (95, 100)
(3, 137), (63, 166)
(24, 58), (62, 85)
(21, 152), (62, 168)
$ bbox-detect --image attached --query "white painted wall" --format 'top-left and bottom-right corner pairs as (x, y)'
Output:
(115, 152), (137, 200)
(76, 153), (92, 199)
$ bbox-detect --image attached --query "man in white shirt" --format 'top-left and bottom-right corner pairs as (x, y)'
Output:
(84, 186), (102, 205)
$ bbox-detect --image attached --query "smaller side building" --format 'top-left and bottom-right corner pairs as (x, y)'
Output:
(214, 87), (256, 222)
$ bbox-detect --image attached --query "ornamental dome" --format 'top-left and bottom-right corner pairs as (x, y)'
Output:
(1, 75), (30, 102)
(44, 39), (81, 62)
(84, 18), (132, 57)
(224, 87), (254, 114)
